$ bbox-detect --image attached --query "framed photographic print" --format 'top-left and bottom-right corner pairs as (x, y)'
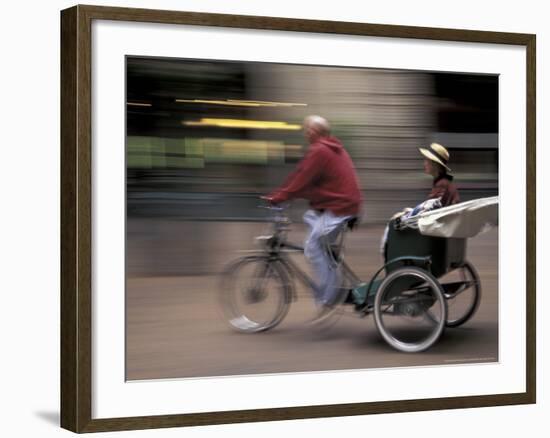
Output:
(60, 4), (536, 433)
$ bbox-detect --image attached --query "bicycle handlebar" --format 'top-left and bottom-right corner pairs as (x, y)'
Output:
(258, 198), (291, 232)
(258, 196), (288, 211)
(259, 204), (285, 212)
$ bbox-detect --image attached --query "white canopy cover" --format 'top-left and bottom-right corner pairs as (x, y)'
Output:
(415, 196), (499, 238)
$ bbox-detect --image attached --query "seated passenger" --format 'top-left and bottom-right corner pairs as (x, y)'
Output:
(380, 143), (460, 254)
(420, 142), (460, 207)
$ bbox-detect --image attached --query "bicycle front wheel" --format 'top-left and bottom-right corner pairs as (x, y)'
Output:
(219, 256), (292, 333)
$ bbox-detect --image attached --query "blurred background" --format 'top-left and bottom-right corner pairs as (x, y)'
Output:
(126, 56), (498, 277)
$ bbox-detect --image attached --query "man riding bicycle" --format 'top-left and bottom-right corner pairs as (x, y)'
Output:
(264, 115), (363, 321)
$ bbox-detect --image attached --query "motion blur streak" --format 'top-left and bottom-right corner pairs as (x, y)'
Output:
(175, 98), (308, 107)
(183, 118), (302, 130)
(127, 102), (152, 107)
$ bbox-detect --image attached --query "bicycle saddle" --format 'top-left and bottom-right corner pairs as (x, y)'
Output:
(346, 217), (359, 230)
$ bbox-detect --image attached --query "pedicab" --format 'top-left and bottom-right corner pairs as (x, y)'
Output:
(219, 197), (498, 353)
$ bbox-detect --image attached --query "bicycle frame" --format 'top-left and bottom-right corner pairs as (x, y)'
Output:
(256, 205), (362, 296)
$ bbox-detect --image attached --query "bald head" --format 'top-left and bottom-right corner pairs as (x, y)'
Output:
(303, 115), (330, 143)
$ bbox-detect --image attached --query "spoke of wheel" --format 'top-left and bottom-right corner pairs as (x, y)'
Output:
(423, 308), (440, 325)
(381, 300), (394, 313)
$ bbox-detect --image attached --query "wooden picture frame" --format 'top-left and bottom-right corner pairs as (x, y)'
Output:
(61, 4), (536, 433)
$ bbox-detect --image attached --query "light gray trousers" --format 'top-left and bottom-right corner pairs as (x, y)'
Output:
(303, 209), (351, 306)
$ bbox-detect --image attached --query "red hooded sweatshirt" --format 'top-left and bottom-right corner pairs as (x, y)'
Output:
(269, 136), (362, 216)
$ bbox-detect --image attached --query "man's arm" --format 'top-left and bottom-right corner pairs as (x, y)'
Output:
(268, 146), (326, 204)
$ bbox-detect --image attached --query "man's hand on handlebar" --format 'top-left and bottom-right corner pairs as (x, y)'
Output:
(260, 195), (277, 205)
(260, 196), (288, 213)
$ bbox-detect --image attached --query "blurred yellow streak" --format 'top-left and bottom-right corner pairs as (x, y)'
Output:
(127, 102), (152, 107)
(183, 118), (302, 130)
(175, 98), (307, 107)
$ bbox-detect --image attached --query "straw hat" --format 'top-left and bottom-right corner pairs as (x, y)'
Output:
(419, 143), (451, 172)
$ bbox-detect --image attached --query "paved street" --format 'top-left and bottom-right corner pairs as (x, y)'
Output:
(126, 222), (498, 380)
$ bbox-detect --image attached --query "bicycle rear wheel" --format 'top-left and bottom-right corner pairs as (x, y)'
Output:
(219, 256), (292, 333)
(442, 261), (481, 327)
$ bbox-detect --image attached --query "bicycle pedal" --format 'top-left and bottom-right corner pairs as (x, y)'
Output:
(354, 303), (372, 316)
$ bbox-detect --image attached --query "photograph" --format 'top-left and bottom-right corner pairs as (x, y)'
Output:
(125, 56), (500, 381)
